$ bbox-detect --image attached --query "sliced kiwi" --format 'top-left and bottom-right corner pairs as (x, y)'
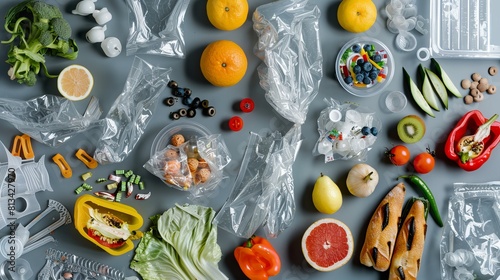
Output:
(397, 115), (426, 143)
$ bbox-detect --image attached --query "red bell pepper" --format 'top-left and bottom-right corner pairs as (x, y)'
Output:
(445, 110), (500, 171)
(234, 235), (281, 280)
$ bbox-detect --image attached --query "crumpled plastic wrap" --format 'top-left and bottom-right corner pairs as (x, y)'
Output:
(125, 0), (190, 58)
(214, 125), (302, 238)
(440, 182), (500, 280)
(313, 98), (381, 162)
(144, 134), (231, 204)
(252, 0), (322, 125)
(94, 56), (171, 164)
(0, 95), (101, 147)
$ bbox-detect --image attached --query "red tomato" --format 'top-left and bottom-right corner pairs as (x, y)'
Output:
(229, 116), (244, 131)
(387, 145), (410, 166)
(413, 151), (435, 174)
(240, 98), (255, 113)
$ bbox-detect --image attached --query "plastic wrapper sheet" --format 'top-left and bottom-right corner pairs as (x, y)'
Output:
(313, 98), (381, 162)
(94, 56), (171, 164)
(125, 0), (189, 58)
(144, 134), (231, 204)
(214, 125), (302, 238)
(252, 0), (322, 125)
(0, 95), (101, 147)
(440, 182), (500, 280)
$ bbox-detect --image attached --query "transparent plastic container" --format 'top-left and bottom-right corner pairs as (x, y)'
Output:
(150, 121), (212, 157)
(336, 37), (394, 97)
(429, 0), (500, 58)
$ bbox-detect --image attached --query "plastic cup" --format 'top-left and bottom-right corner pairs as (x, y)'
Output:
(395, 31), (417, 52)
(385, 91), (407, 113)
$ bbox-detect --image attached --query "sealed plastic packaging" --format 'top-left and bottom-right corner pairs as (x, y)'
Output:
(440, 182), (500, 280)
(252, 0), (322, 125)
(144, 133), (231, 203)
(214, 125), (302, 238)
(125, 0), (190, 58)
(0, 95), (101, 147)
(313, 98), (381, 162)
(94, 56), (171, 164)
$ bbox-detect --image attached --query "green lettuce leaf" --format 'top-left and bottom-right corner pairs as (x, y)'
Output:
(130, 204), (228, 280)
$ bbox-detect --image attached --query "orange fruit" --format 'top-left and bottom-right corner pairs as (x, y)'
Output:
(302, 218), (354, 271)
(206, 0), (248, 31)
(337, 0), (377, 33)
(57, 64), (94, 101)
(200, 40), (247, 87)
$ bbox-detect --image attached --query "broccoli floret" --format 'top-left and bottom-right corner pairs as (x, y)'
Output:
(50, 17), (71, 40)
(1, 0), (78, 86)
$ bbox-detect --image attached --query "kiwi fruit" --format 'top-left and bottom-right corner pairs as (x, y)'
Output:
(397, 115), (426, 143)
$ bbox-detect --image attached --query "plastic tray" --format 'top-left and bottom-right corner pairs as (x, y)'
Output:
(429, 0), (500, 58)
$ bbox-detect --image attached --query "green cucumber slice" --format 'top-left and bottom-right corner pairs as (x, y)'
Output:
(403, 67), (435, 118)
(431, 58), (462, 98)
(425, 68), (449, 109)
(418, 64), (440, 111)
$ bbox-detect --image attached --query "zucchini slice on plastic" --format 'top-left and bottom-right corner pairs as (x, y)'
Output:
(431, 58), (462, 98)
(403, 67), (435, 118)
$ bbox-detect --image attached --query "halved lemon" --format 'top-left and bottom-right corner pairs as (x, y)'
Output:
(57, 64), (94, 101)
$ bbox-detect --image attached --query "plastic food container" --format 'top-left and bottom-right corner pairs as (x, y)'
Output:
(336, 37), (394, 97)
(429, 0), (500, 58)
(150, 121), (212, 157)
(73, 194), (143, 256)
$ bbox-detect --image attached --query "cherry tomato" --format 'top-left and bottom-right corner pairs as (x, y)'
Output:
(229, 116), (244, 131)
(387, 145), (410, 166)
(240, 98), (255, 113)
(413, 151), (435, 174)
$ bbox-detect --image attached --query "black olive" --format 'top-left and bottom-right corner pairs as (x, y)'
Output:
(201, 99), (210, 108)
(190, 97), (201, 109)
(203, 106), (216, 117)
(163, 97), (175, 106)
(170, 112), (180, 120)
(187, 108), (196, 118)
(178, 108), (188, 117)
(184, 88), (192, 97)
(168, 80), (178, 88)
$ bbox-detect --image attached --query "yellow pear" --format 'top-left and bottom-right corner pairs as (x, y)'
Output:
(312, 173), (343, 214)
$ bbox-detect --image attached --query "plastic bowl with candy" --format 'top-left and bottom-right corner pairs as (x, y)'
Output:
(336, 37), (394, 97)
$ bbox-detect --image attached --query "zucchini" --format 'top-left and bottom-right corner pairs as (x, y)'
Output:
(431, 58), (462, 98)
(418, 64), (440, 111)
(403, 67), (435, 118)
(425, 68), (449, 109)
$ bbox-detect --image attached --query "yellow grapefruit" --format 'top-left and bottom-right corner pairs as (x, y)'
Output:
(337, 0), (377, 33)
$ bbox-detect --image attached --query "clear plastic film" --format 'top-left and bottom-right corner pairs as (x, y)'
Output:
(214, 125), (302, 238)
(144, 134), (231, 204)
(252, 0), (323, 125)
(313, 98), (381, 162)
(94, 56), (171, 164)
(125, 0), (190, 58)
(440, 182), (500, 280)
(0, 95), (101, 147)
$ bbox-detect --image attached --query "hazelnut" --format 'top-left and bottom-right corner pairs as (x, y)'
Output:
(461, 79), (471, 89)
(488, 66), (498, 76)
(164, 160), (181, 174)
(471, 72), (481, 81)
(487, 85), (497, 94)
(473, 92), (484, 102)
(164, 149), (179, 159)
(198, 158), (209, 169)
(170, 134), (185, 146)
(477, 82), (488, 93)
(470, 81), (479, 89)
(464, 95), (473, 104)
(479, 77), (489, 85)
(187, 158), (199, 172)
(195, 168), (211, 184)
(469, 88), (479, 97)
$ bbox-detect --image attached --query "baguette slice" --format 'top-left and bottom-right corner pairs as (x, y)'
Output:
(360, 183), (406, 271)
(389, 199), (428, 280)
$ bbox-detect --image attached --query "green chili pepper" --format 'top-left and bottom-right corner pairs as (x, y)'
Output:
(398, 175), (443, 227)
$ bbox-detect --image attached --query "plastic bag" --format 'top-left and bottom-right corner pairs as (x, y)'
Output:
(94, 56), (171, 164)
(0, 95), (101, 147)
(252, 0), (322, 125)
(125, 0), (190, 58)
(440, 182), (500, 280)
(313, 98), (381, 162)
(144, 134), (231, 203)
(214, 125), (302, 238)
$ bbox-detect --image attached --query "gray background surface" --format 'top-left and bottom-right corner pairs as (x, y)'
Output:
(0, 0), (499, 279)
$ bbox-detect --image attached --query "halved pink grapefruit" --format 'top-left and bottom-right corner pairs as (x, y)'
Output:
(301, 218), (354, 271)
